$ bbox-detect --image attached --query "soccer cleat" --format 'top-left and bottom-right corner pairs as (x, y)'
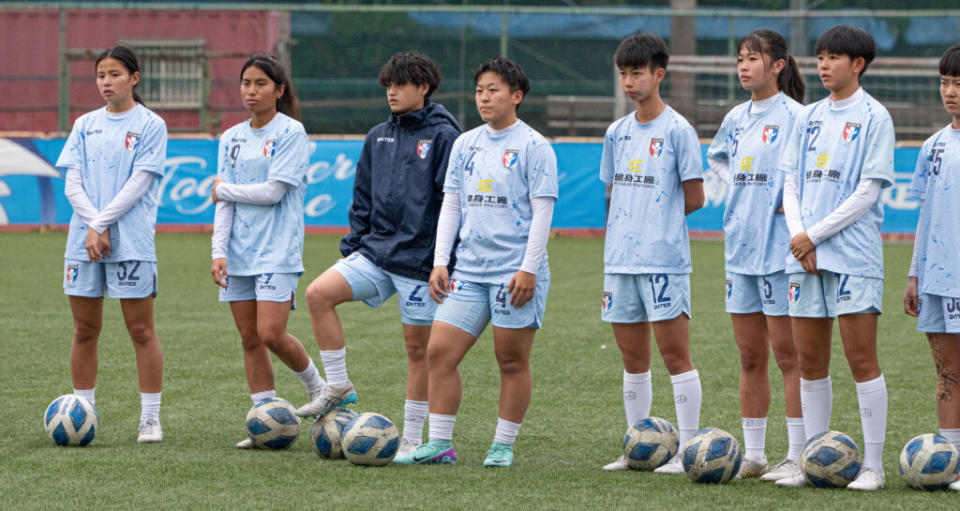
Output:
(760, 458), (801, 482)
(949, 476), (960, 492)
(236, 437), (254, 449)
(397, 437), (421, 457)
(393, 440), (457, 465)
(603, 454), (631, 471)
(483, 442), (514, 467)
(295, 381), (357, 417)
(735, 456), (769, 479)
(774, 471), (809, 487)
(653, 454), (684, 474)
(846, 468), (885, 491)
(137, 419), (163, 443)
(306, 384), (325, 403)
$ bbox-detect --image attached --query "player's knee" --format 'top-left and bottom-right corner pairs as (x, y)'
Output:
(305, 280), (337, 312)
(496, 354), (529, 376)
(846, 354), (880, 381)
(126, 323), (155, 346)
(660, 350), (693, 375)
(256, 327), (283, 350)
(239, 330), (262, 351)
(738, 346), (768, 373)
(772, 350), (799, 374)
(404, 342), (427, 363)
(73, 320), (101, 344)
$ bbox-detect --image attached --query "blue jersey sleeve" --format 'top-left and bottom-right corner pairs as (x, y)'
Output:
(860, 116), (895, 188)
(599, 128), (616, 184)
(55, 117), (85, 172)
(267, 126), (309, 187)
(442, 136), (465, 194)
(706, 116), (730, 169)
(675, 124), (703, 182)
(216, 135), (229, 180)
(527, 142), (559, 199)
(909, 137), (933, 201)
(132, 116), (167, 177)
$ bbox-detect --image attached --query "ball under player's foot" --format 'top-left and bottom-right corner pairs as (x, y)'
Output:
(137, 419), (163, 443)
(846, 468), (885, 491)
(393, 440), (457, 464)
(774, 471), (809, 487)
(652, 454), (684, 474)
(760, 458), (801, 482)
(735, 455), (769, 479)
(483, 442), (514, 467)
(295, 380), (357, 417)
(602, 454), (630, 471)
(396, 438), (421, 457)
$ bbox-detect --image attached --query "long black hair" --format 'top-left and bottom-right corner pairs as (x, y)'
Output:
(738, 30), (805, 104)
(241, 53), (301, 120)
(95, 45), (144, 105)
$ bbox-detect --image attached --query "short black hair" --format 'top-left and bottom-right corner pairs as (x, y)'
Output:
(940, 43), (960, 77)
(615, 33), (669, 72)
(473, 56), (530, 98)
(814, 25), (877, 77)
(378, 52), (443, 98)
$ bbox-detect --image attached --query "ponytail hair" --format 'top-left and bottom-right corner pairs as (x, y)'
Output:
(241, 53), (301, 121)
(738, 29), (805, 104)
(95, 45), (145, 106)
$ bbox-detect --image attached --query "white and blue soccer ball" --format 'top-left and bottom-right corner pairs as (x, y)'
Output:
(623, 417), (679, 470)
(310, 408), (359, 459)
(245, 398), (301, 450)
(899, 433), (960, 491)
(801, 430), (861, 488)
(681, 428), (742, 484)
(43, 394), (99, 447)
(341, 412), (400, 466)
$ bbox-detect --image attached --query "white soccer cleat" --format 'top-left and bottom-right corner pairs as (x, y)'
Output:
(236, 437), (254, 449)
(760, 458), (801, 482)
(949, 477), (960, 492)
(397, 437), (421, 457)
(137, 419), (163, 443)
(603, 454), (631, 471)
(307, 384), (325, 403)
(653, 454), (684, 474)
(735, 456), (769, 479)
(774, 471), (809, 487)
(295, 381), (357, 417)
(846, 468), (885, 491)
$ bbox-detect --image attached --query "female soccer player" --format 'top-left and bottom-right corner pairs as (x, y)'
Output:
(393, 57), (558, 467)
(706, 29), (805, 481)
(904, 43), (960, 493)
(56, 46), (167, 443)
(210, 53), (325, 449)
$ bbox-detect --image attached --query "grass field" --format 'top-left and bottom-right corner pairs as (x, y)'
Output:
(1, 232), (957, 510)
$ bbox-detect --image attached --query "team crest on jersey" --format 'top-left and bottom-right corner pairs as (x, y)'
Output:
(503, 149), (519, 168)
(263, 139), (277, 157)
(450, 279), (464, 293)
(65, 265), (79, 284)
(762, 125), (779, 145)
(725, 280), (733, 300)
(789, 282), (801, 303)
(842, 122), (861, 143)
(124, 132), (141, 152)
(649, 138), (664, 159)
(602, 292), (613, 312)
(417, 139), (432, 159)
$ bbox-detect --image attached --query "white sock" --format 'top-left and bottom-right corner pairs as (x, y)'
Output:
(785, 417), (806, 461)
(294, 358), (325, 394)
(493, 417), (522, 446)
(251, 389), (276, 404)
(403, 400), (429, 443)
(940, 427), (960, 450)
(428, 413), (456, 442)
(74, 388), (95, 406)
(742, 417), (767, 462)
(856, 374), (887, 472)
(319, 348), (349, 387)
(623, 370), (652, 427)
(140, 392), (161, 422)
(800, 376), (832, 441)
(670, 369), (702, 448)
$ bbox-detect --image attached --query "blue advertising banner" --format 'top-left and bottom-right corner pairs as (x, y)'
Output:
(0, 137), (923, 234)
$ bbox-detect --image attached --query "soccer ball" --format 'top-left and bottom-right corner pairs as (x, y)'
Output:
(244, 398), (301, 450)
(680, 428), (742, 484)
(899, 433), (960, 490)
(310, 408), (359, 459)
(43, 395), (98, 447)
(801, 430), (862, 488)
(622, 417), (679, 470)
(341, 412), (400, 466)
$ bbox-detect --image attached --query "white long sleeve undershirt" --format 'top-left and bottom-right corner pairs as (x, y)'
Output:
(68, 170), (154, 234)
(215, 180), (289, 205)
(211, 201), (235, 260)
(433, 193), (461, 268)
(806, 179), (883, 245)
(64, 167), (99, 226)
(909, 205), (922, 278)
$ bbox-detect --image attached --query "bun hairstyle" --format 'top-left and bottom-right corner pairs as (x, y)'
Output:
(241, 53), (301, 120)
(738, 29), (805, 104)
(95, 45), (145, 105)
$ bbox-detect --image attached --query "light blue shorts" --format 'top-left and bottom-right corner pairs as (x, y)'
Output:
(63, 259), (157, 299)
(601, 273), (691, 323)
(331, 252), (434, 326)
(433, 276), (550, 338)
(787, 271), (882, 318)
(725, 271), (789, 316)
(219, 273), (300, 309)
(917, 293), (960, 334)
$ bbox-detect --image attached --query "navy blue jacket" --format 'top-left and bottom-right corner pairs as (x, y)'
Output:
(340, 100), (461, 281)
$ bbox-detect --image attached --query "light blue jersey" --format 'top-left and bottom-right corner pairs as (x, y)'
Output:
(218, 113), (309, 276)
(910, 125), (960, 297)
(708, 93), (801, 275)
(55, 104), (167, 263)
(600, 105), (703, 274)
(779, 90), (895, 278)
(443, 119), (559, 283)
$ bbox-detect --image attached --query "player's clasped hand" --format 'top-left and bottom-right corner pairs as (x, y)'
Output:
(211, 257), (229, 288)
(428, 266), (449, 303)
(84, 227), (111, 262)
(789, 231), (815, 260)
(903, 276), (919, 317)
(508, 270), (536, 307)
